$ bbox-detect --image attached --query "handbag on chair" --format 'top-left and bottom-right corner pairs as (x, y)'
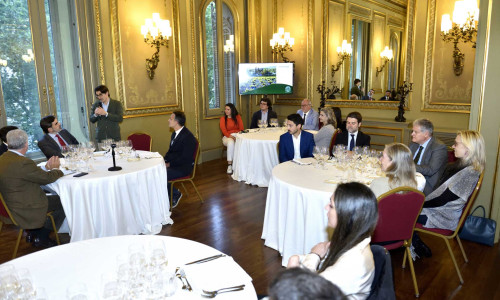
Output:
(458, 205), (496, 246)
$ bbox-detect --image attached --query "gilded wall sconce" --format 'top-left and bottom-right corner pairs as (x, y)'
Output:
(376, 46), (393, 77)
(441, 0), (478, 76)
(270, 28), (294, 63)
(141, 13), (172, 80)
(331, 40), (352, 79)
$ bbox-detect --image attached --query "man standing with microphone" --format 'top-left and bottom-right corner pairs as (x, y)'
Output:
(90, 85), (123, 142)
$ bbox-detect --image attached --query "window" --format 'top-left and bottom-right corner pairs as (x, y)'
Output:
(0, 0), (89, 156)
(202, 0), (236, 116)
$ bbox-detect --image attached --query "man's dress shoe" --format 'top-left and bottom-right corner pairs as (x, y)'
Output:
(32, 237), (57, 248)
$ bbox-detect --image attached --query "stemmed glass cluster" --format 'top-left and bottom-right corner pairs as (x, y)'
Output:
(313, 146), (330, 169)
(330, 145), (383, 182)
(269, 118), (279, 128)
(0, 265), (46, 300)
(61, 142), (96, 172)
(257, 120), (268, 131)
(100, 242), (178, 299)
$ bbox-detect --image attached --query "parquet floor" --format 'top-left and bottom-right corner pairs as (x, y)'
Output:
(1, 158), (499, 299)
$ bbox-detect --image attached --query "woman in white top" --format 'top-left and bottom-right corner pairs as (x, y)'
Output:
(314, 107), (336, 149)
(369, 143), (426, 198)
(287, 182), (378, 299)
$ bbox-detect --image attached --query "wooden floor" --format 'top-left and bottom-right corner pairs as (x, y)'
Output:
(1, 158), (499, 299)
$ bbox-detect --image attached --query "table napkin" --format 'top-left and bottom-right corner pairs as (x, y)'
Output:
(182, 256), (252, 291)
(138, 152), (163, 159)
(292, 158), (312, 165)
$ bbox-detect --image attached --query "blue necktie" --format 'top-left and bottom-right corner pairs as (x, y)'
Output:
(349, 134), (355, 151)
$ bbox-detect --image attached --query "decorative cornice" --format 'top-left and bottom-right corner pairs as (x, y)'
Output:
(94, 0), (105, 84)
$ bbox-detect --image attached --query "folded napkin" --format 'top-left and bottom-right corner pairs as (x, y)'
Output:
(292, 158), (312, 165)
(137, 152), (163, 159)
(182, 256), (252, 291)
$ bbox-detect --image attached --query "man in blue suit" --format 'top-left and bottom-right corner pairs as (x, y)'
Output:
(297, 99), (319, 130)
(279, 113), (315, 163)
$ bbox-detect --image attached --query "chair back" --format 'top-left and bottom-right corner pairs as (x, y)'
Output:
(366, 245), (396, 300)
(452, 171), (484, 235)
(328, 129), (340, 156)
(189, 139), (200, 179)
(127, 132), (152, 151)
(447, 148), (457, 163)
(0, 192), (18, 226)
(372, 187), (425, 244)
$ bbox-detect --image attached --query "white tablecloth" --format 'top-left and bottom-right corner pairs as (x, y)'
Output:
(48, 152), (172, 242)
(3, 235), (256, 299)
(232, 128), (317, 187)
(261, 158), (380, 266)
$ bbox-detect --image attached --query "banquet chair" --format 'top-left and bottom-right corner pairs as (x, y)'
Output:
(0, 192), (60, 259)
(328, 129), (340, 156)
(366, 245), (396, 300)
(371, 187), (425, 297)
(127, 132), (152, 151)
(168, 139), (203, 210)
(415, 172), (484, 285)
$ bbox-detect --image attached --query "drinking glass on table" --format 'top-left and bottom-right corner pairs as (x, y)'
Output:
(66, 283), (88, 300)
(262, 119), (268, 129)
(270, 118), (279, 128)
(61, 145), (70, 158)
(257, 120), (263, 131)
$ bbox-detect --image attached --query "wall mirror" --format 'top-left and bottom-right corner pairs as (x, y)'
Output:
(324, 0), (412, 108)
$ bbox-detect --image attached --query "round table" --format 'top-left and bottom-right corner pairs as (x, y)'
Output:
(261, 158), (381, 266)
(231, 128), (316, 187)
(2, 235), (257, 299)
(48, 151), (172, 242)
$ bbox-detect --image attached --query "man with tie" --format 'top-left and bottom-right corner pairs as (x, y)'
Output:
(379, 90), (394, 101)
(297, 99), (319, 130)
(89, 85), (123, 142)
(38, 115), (79, 159)
(164, 111), (197, 208)
(409, 118), (448, 195)
(279, 113), (315, 163)
(334, 111), (370, 150)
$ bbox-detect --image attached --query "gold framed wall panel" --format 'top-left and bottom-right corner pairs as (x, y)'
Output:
(348, 3), (372, 19)
(274, 0), (314, 104)
(94, 0), (105, 84)
(421, 0), (474, 113)
(324, 0), (414, 109)
(109, 0), (183, 118)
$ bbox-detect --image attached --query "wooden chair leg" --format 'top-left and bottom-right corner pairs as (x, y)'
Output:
(169, 182), (175, 211)
(47, 213), (60, 245)
(190, 180), (203, 203)
(444, 238), (464, 284)
(13, 229), (23, 259)
(0, 220), (3, 233)
(406, 246), (420, 297)
(456, 235), (468, 263)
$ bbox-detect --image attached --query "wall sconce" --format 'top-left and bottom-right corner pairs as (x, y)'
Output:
(141, 13), (172, 80)
(22, 49), (34, 63)
(441, 0), (478, 76)
(270, 27), (294, 63)
(224, 35), (234, 53)
(0, 58), (7, 67)
(331, 40), (352, 78)
(376, 46), (394, 77)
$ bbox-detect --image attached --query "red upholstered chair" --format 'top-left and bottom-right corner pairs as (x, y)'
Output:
(328, 129), (340, 156)
(447, 148), (457, 163)
(415, 172), (484, 285)
(0, 192), (60, 259)
(127, 132), (152, 151)
(168, 139), (203, 210)
(371, 187), (425, 297)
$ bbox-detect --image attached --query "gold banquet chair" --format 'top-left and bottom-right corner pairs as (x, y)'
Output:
(168, 139), (203, 210)
(127, 132), (153, 152)
(415, 172), (484, 284)
(0, 192), (60, 259)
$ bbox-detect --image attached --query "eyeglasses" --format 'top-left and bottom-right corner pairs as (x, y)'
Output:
(95, 93), (104, 98)
(301, 104), (310, 107)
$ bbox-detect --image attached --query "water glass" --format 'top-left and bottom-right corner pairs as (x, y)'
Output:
(66, 283), (88, 300)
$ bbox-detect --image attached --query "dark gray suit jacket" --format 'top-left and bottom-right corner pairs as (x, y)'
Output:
(250, 110), (278, 129)
(410, 138), (448, 195)
(38, 129), (79, 158)
(89, 99), (123, 142)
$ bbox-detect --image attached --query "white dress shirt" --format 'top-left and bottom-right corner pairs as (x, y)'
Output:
(413, 138), (431, 165)
(347, 131), (359, 148)
(49, 132), (68, 148)
(292, 132), (302, 160)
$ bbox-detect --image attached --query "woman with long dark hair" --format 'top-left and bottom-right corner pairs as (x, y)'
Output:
(332, 107), (346, 132)
(219, 103), (244, 174)
(287, 182), (378, 299)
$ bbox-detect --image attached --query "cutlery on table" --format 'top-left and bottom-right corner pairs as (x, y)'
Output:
(201, 285), (246, 298)
(185, 254), (226, 265)
(179, 269), (193, 292)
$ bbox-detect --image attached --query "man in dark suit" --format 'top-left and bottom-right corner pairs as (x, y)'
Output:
(279, 113), (315, 163)
(379, 90), (394, 101)
(0, 129), (64, 247)
(89, 85), (123, 142)
(164, 111), (197, 208)
(250, 97), (278, 129)
(334, 111), (370, 150)
(409, 118), (448, 195)
(362, 89), (375, 100)
(0, 125), (18, 156)
(350, 78), (363, 99)
(38, 115), (79, 158)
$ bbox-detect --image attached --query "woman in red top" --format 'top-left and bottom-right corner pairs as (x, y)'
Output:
(219, 103), (244, 174)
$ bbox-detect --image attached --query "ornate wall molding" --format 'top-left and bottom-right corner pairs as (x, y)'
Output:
(94, 0), (105, 84)
(422, 0), (471, 113)
(109, 0), (183, 118)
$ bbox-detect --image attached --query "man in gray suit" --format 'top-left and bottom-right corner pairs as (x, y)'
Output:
(409, 118), (448, 195)
(90, 85), (123, 142)
(0, 129), (64, 247)
(38, 115), (79, 158)
(297, 99), (319, 130)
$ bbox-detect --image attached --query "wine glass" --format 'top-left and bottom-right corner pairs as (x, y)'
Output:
(257, 120), (263, 131)
(61, 145), (70, 158)
(262, 119), (268, 129)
